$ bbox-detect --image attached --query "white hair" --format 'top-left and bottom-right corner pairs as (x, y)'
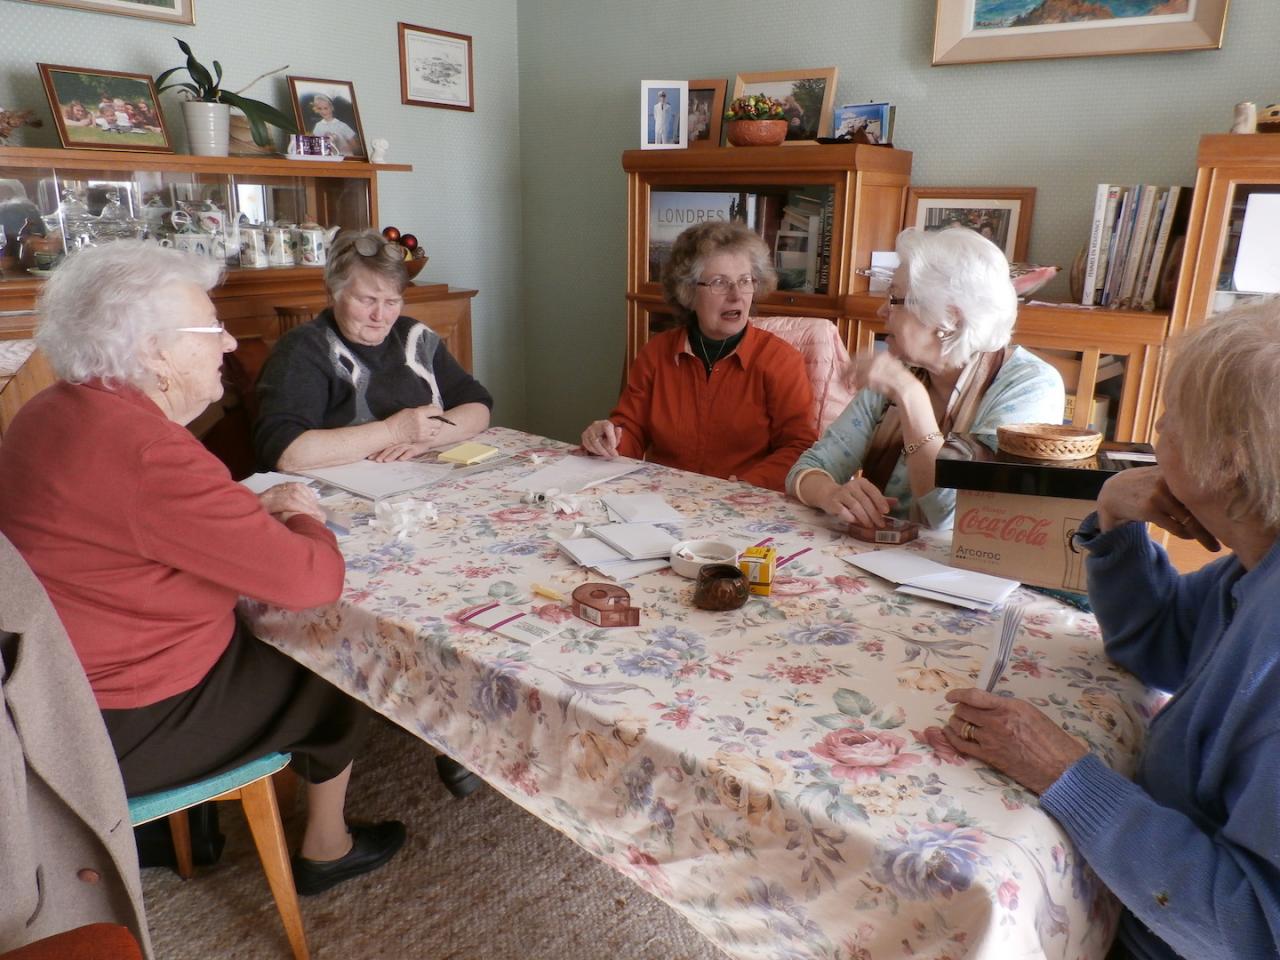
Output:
(896, 226), (1017, 366)
(35, 240), (222, 385)
(1162, 297), (1280, 531)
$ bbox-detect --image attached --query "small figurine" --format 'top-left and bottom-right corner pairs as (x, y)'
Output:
(370, 138), (390, 163)
(0, 106), (43, 144)
(1231, 101), (1257, 134)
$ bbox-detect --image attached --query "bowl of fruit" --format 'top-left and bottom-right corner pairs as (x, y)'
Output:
(381, 225), (428, 278)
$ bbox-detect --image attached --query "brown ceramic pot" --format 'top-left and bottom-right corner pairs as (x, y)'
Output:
(693, 563), (750, 611)
(725, 119), (787, 147)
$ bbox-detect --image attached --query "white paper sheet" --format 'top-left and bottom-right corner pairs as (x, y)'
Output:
(602, 494), (683, 524)
(589, 523), (678, 561)
(460, 602), (566, 645)
(842, 550), (1019, 610)
(301, 460), (454, 500)
(508, 455), (643, 494)
(1233, 193), (1280, 294)
(558, 537), (627, 567)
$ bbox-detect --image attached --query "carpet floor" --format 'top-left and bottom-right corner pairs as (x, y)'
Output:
(141, 718), (724, 960)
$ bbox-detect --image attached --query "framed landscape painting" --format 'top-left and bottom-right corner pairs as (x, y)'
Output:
(906, 187), (1036, 262)
(399, 22), (475, 112)
(731, 68), (837, 145)
(38, 63), (172, 152)
(17, 0), (194, 23)
(933, 0), (1229, 64)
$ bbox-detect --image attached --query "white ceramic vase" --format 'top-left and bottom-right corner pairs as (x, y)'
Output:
(182, 100), (231, 157)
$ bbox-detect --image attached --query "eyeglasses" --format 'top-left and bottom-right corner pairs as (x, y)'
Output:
(887, 295), (907, 306)
(352, 235), (404, 261)
(696, 276), (757, 295)
(175, 321), (227, 335)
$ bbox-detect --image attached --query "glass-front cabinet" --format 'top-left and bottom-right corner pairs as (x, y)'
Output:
(1170, 134), (1280, 339)
(622, 143), (912, 364)
(0, 146), (409, 340)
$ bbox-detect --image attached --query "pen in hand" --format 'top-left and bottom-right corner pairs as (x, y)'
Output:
(430, 414), (457, 426)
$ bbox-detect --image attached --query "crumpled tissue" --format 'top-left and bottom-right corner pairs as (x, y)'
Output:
(373, 499), (438, 540)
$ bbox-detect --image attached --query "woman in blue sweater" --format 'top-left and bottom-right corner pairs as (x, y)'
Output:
(929, 299), (1280, 960)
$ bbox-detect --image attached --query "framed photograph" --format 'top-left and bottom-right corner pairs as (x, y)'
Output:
(15, 0), (193, 23)
(832, 102), (892, 143)
(686, 78), (727, 149)
(287, 76), (367, 159)
(933, 0), (1229, 65)
(37, 63), (171, 152)
(905, 187), (1037, 262)
(398, 22), (474, 112)
(731, 68), (838, 145)
(641, 81), (688, 151)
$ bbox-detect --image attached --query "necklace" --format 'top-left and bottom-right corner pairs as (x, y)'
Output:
(691, 325), (741, 376)
(696, 334), (729, 373)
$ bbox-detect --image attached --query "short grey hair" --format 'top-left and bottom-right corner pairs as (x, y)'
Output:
(896, 226), (1017, 366)
(325, 228), (409, 297)
(1162, 297), (1280, 532)
(662, 221), (776, 327)
(35, 240), (222, 385)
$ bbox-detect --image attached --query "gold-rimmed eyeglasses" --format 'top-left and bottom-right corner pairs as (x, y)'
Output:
(696, 276), (757, 295)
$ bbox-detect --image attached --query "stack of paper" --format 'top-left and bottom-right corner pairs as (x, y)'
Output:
(301, 460), (453, 500)
(509, 455), (642, 495)
(438, 441), (501, 465)
(589, 523), (676, 561)
(557, 537), (668, 578)
(977, 604), (1025, 691)
(841, 549), (1019, 611)
(602, 494), (683, 524)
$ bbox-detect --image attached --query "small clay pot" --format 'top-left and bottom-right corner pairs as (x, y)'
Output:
(693, 563), (749, 611)
(725, 119), (787, 147)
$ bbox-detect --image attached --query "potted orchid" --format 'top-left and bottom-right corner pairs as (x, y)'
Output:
(723, 94), (787, 146)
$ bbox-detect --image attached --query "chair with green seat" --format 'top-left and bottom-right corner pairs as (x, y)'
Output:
(126, 752), (308, 960)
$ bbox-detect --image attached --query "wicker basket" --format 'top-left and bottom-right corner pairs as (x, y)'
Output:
(997, 423), (1103, 461)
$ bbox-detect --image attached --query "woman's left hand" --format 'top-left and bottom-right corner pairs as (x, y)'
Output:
(846, 351), (922, 405)
(369, 441), (434, 462)
(258, 482), (325, 524)
(926, 688), (1089, 795)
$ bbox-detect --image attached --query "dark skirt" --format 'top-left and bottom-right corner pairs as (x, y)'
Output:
(102, 617), (367, 796)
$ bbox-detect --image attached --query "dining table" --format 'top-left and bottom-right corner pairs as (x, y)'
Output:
(243, 426), (1157, 960)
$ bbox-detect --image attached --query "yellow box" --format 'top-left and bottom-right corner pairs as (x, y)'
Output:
(738, 546), (777, 596)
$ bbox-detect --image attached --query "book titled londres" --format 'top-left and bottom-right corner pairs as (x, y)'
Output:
(1081, 182), (1191, 310)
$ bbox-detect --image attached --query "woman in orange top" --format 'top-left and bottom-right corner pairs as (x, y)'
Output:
(581, 221), (815, 492)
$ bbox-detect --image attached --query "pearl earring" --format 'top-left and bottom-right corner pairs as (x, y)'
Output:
(157, 374), (171, 392)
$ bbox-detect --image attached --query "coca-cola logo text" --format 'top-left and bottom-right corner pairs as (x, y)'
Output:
(957, 509), (1050, 547)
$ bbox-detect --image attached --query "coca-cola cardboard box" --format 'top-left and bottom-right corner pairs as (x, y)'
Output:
(950, 490), (1093, 592)
(936, 434), (1156, 593)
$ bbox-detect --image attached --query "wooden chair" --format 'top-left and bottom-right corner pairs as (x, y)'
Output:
(0, 348), (56, 442)
(127, 753), (309, 960)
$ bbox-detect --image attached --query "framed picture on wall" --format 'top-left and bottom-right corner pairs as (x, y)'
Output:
(287, 76), (367, 159)
(905, 187), (1037, 262)
(731, 68), (837, 145)
(686, 78), (727, 149)
(933, 0), (1229, 65)
(399, 22), (475, 112)
(640, 80), (688, 150)
(38, 63), (172, 152)
(14, 0), (194, 23)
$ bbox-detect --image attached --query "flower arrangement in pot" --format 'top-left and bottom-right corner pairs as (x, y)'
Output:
(723, 94), (787, 147)
(156, 38), (298, 156)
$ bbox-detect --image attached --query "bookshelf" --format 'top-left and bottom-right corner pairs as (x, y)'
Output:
(621, 143), (911, 366)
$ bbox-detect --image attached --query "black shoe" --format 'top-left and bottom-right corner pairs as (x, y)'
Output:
(435, 754), (484, 799)
(290, 820), (406, 896)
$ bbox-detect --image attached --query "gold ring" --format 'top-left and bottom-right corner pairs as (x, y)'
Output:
(960, 721), (978, 742)
(1175, 514), (1191, 525)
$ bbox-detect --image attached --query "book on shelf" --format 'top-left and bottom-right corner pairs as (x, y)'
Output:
(1063, 393), (1112, 432)
(1082, 182), (1191, 310)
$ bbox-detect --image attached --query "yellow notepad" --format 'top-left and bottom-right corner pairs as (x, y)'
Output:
(438, 442), (500, 466)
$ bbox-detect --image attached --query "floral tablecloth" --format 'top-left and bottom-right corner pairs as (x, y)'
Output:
(245, 427), (1157, 960)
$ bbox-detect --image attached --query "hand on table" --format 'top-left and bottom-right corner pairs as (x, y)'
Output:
(925, 688), (1088, 796)
(581, 419), (623, 458)
(385, 403), (446, 447)
(369, 441), (436, 462)
(258, 482), (325, 524)
(1097, 466), (1219, 552)
(817, 474), (897, 528)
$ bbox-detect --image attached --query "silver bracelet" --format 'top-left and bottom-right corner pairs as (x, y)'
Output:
(904, 431), (942, 456)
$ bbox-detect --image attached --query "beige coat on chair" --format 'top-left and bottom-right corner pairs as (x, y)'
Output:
(0, 533), (151, 957)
